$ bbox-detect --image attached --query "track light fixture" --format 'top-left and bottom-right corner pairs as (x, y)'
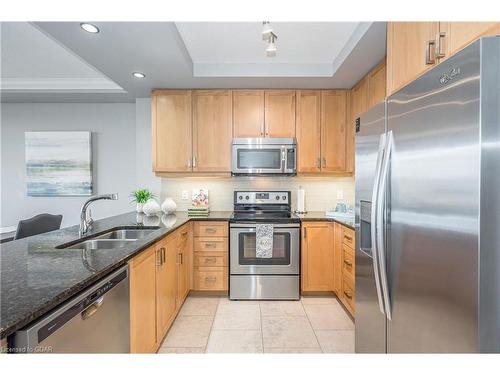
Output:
(262, 22), (277, 57)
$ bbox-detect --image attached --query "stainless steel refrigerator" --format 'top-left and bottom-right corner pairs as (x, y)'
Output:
(355, 37), (500, 353)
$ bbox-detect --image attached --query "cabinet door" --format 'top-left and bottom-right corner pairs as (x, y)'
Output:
(347, 79), (368, 173)
(192, 90), (233, 172)
(301, 222), (334, 292)
(368, 60), (387, 108)
(264, 90), (296, 137)
(387, 22), (440, 95)
(156, 236), (177, 341)
(233, 90), (265, 137)
(129, 246), (157, 353)
(440, 22), (500, 60)
(296, 90), (321, 172)
(176, 226), (190, 306)
(333, 223), (343, 296)
(321, 91), (347, 172)
(152, 91), (192, 172)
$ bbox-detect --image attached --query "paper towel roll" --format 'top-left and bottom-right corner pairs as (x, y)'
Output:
(297, 187), (306, 213)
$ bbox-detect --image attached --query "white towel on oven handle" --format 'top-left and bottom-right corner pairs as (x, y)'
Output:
(256, 224), (273, 258)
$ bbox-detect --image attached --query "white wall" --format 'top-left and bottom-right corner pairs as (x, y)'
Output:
(0, 103), (139, 228)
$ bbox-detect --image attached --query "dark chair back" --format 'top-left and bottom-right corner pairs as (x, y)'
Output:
(14, 214), (63, 240)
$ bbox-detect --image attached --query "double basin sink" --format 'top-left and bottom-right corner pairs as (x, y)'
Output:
(60, 228), (160, 250)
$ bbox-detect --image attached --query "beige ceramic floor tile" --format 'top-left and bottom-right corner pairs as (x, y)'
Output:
(179, 296), (219, 316)
(163, 315), (213, 348)
(303, 304), (354, 330)
(206, 330), (263, 353)
(212, 303), (261, 330)
(260, 301), (306, 317)
(262, 316), (320, 349)
(315, 330), (355, 353)
(264, 347), (323, 353)
(157, 347), (205, 354)
(301, 296), (339, 305)
(218, 297), (259, 306)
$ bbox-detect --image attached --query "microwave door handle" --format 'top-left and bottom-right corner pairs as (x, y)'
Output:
(281, 148), (286, 172)
(377, 130), (393, 321)
(371, 133), (386, 316)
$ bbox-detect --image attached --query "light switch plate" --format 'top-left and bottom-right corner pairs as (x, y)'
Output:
(181, 190), (189, 200)
(336, 189), (344, 200)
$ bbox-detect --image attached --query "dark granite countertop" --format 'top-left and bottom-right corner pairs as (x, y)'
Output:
(0, 211), (232, 339)
(0, 209), (354, 340)
(295, 211), (355, 229)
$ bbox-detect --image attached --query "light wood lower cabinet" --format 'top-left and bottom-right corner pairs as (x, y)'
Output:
(192, 221), (229, 292)
(301, 222), (334, 292)
(129, 245), (158, 353)
(302, 221), (355, 316)
(129, 223), (193, 353)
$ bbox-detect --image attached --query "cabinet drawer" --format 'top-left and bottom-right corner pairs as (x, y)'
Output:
(342, 250), (355, 281)
(193, 222), (228, 237)
(194, 267), (228, 291)
(194, 252), (228, 267)
(342, 275), (355, 314)
(194, 237), (228, 252)
(341, 226), (355, 249)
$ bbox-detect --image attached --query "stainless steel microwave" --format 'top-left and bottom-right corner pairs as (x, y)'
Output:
(231, 138), (296, 176)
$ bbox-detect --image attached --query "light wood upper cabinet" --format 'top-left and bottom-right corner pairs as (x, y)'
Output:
(192, 90), (233, 172)
(387, 22), (440, 95)
(296, 90), (321, 172)
(440, 22), (500, 60)
(264, 90), (296, 137)
(152, 90), (192, 172)
(233, 90), (265, 137)
(321, 90), (347, 172)
(301, 222), (334, 292)
(156, 235), (177, 341)
(368, 61), (387, 108)
(129, 246), (157, 353)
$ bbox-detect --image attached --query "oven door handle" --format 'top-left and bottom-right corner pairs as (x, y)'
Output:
(230, 223), (300, 229)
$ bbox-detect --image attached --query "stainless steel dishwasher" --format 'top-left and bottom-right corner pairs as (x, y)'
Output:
(11, 265), (130, 353)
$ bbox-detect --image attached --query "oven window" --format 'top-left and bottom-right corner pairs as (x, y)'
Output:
(237, 149), (282, 170)
(238, 232), (291, 265)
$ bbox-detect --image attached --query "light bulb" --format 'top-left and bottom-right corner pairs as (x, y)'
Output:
(80, 23), (99, 34)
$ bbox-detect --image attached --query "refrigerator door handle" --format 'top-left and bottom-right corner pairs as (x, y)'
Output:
(371, 133), (386, 316)
(377, 130), (393, 321)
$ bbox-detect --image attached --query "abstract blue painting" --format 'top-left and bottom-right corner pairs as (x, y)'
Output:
(25, 131), (93, 196)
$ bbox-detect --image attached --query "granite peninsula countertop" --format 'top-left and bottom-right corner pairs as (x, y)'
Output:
(0, 211), (232, 339)
(0, 209), (354, 340)
(295, 211), (355, 229)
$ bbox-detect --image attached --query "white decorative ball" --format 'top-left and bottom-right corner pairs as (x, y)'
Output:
(142, 199), (161, 216)
(161, 197), (177, 214)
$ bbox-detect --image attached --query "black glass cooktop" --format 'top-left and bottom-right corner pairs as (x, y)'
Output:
(230, 210), (300, 223)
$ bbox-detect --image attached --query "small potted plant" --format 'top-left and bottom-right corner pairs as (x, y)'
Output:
(131, 189), (154, 213)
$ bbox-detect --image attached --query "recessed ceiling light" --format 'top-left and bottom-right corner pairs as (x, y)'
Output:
(132, 72), (146, 79)
(80, 23), (99, 34)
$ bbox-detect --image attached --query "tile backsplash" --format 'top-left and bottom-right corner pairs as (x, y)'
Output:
(160, 176), (354, 212)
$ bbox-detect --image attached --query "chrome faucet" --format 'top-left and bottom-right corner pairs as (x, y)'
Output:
(79, 193), (118, 236)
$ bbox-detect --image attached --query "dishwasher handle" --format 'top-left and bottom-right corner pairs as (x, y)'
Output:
(81, 297), (104, 320)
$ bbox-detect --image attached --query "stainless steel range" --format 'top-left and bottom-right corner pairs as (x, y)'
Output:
(229, 191), (300, 300)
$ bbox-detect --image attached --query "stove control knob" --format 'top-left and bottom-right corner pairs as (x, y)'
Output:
(276, 196), (280, 200)
(245, 195), (249, 200)
(282, 195), (287, 201)
(238, 195), (243, 200)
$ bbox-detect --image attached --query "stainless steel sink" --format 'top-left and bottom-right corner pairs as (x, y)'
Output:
(65, 239), (136, 250)
(94, 229), (159, 240)
(58, 227), (160, 250)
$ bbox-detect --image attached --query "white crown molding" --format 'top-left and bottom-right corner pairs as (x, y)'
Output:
(193, 62), (334, 77)
(0, 77), (126, 93)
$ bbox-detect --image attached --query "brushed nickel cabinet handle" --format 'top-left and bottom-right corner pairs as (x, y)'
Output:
(205, 276), (217, 282)
(344, 290), (353, 299)
(436, 32), (446, 59)
(156, 249), (162, 267)
(322, 157), (326, 168)
(187, 158), (192, 168)
(344, 234), (353, 241)
(192, 156), (197, 168)
(261, 122), (265, 136)
(205, 228), (217, 234)
(344, 260), (353, 267)
(205, 257), (217, 264)
(179, 252), (183, 265)
(205, 242), (217, 248)
(316, 157), (321, 169)
(304, 227), (307, 239)
(425, 39), (436, 65)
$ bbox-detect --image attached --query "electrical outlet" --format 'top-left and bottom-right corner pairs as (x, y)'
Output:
(336, 189), (344, 200)
(181, 190), (189, 200)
